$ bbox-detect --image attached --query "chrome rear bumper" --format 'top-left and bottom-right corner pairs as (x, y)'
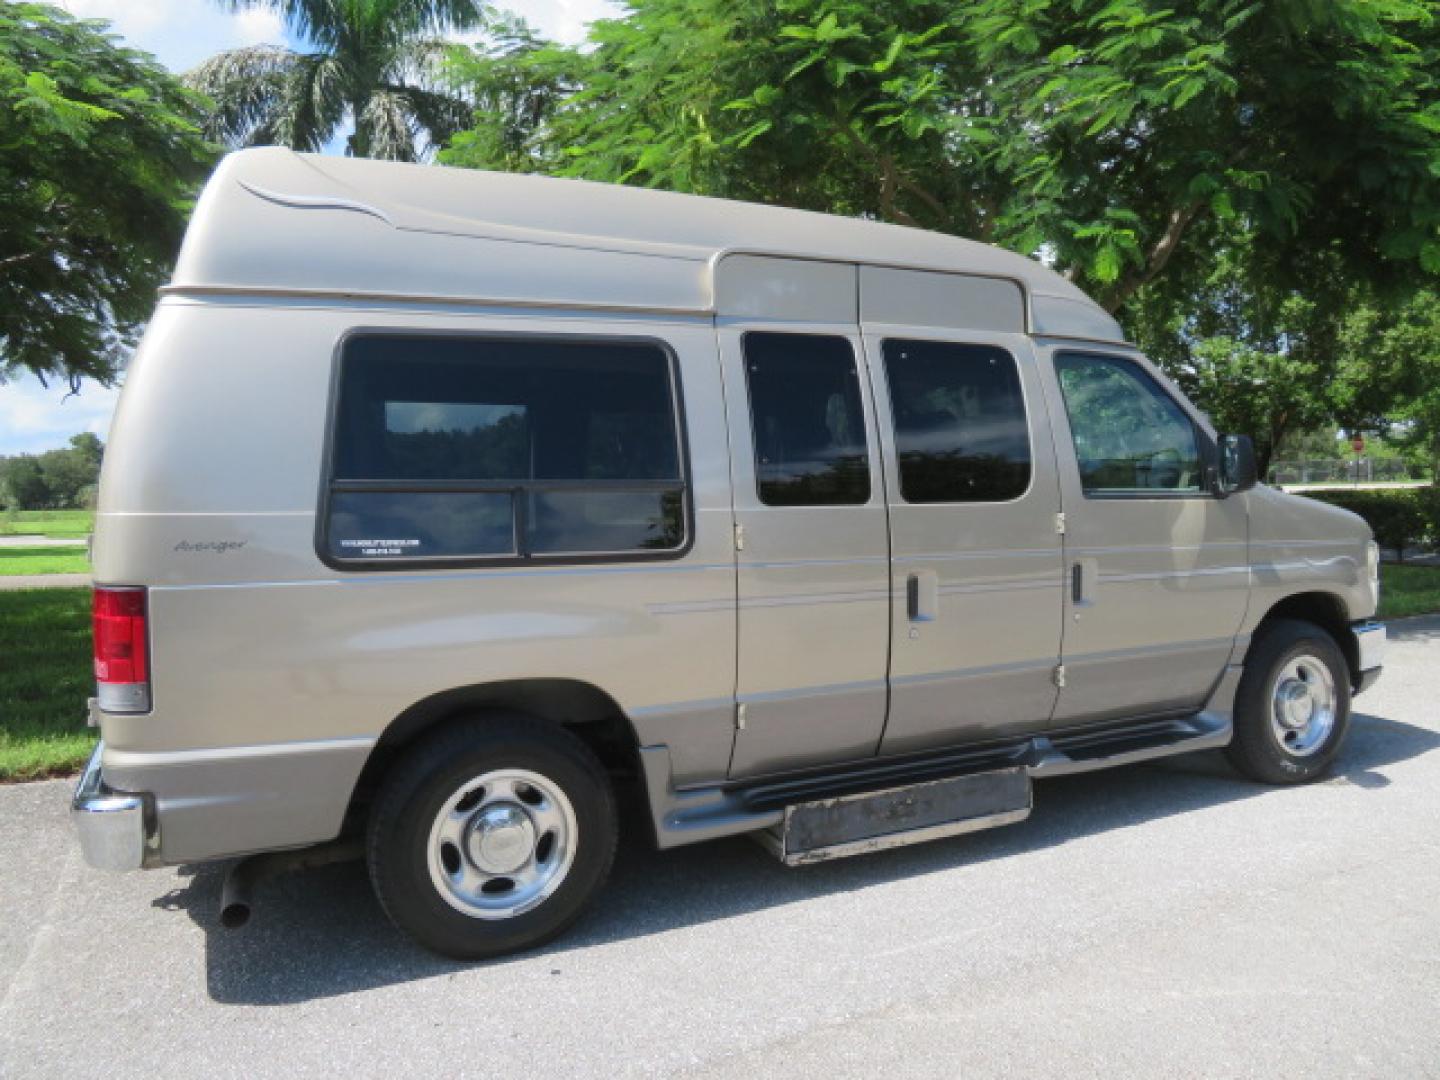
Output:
(72, 742), (152, 871)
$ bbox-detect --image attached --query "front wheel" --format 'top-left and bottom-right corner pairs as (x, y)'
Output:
(1226, 618), (1352, 785)
(367, 715), (617, 959)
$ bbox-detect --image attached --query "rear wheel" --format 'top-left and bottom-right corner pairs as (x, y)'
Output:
(1226, 618), (1351, 784)
(367, 714), (617, 959)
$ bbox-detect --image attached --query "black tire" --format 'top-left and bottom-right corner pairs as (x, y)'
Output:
(1226, 618), (1352, 785)
(367, 714), (617, 960)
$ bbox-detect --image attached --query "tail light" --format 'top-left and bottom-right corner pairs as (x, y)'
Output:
(93, 587), (151, 713)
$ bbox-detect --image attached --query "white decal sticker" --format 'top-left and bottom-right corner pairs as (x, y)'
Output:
(340, 538), (422, 557)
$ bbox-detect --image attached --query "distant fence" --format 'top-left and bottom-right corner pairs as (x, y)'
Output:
(1267, 459), (1431, 485)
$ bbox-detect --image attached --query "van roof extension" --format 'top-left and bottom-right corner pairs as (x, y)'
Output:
(169, 147), (1124, 344)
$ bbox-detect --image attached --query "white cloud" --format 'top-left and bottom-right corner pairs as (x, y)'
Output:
(58, 0), (618, 71)
(513, 0), (622, 45)
(56, 0), (284, 73)
(233, 7), (286, 44)
(443, 0), (620, 49)
(0, 377), (122, 456)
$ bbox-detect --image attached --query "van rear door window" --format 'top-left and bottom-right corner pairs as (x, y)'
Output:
(742, 332), (870, 506)
(325, 334), (687, 566)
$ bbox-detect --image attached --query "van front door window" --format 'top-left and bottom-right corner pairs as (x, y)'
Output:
(1053, 353), (1202, 495)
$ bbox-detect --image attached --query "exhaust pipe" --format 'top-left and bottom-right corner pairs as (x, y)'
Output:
(219, 838), (364, 929)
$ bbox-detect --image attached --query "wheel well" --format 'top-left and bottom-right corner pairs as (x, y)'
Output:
(1253, 592), (1356, 678)
(345, 679), (643, 827)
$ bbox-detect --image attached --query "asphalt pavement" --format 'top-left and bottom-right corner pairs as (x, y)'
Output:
(0, 574), (91, 591)
(2, 619), (1438, 1078)
(0, 538), (87, 548)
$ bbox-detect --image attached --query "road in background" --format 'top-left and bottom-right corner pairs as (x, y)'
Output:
(2, 619), (1438, 1078)
(0, 538), (86, 548)
(0, 575), (91, 591)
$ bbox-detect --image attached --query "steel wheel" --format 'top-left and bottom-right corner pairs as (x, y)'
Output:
(426, 768), (578, 920)
(1268, 653), (1337, 758)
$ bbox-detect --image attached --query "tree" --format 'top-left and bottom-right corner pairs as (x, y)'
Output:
(0, 433), (105, 509)
(1274, 428), (1346, 463)
(67, 431), (104, 471)
(442, 12), (585, 174)
(1337, 288), (1440, 479)
(1128, 237), (1380, 474)
(444, 0), (1440, 311)
(448, 1), (998, 228)
(0, 455), (51, 510)
(0, 2), (215, 389)
(961, 0), (1440, 311)
(189, 0), (485, 160)
(38, 433), (105, 507)
(1126, 221), (1440, 476)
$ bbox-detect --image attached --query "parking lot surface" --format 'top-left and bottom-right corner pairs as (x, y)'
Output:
(2, 618), (1438, 1078)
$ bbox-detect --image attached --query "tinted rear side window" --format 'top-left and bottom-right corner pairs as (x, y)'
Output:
(326, 335), (686, 564)
(742, 332), (870, 506)
(882, 340), (1031, 503)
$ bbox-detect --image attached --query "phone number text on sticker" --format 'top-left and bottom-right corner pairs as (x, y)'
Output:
(339, 538), (422, 557)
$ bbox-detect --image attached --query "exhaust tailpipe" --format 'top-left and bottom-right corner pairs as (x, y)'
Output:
(219, 838), (364, 929)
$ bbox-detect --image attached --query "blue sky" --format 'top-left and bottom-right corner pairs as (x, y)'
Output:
(1, 0), (618, 457)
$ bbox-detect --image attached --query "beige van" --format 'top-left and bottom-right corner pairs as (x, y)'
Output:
(73, 148), (1385, 958)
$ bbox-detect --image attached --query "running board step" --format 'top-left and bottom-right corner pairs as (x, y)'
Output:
(755, 767), (1032, 866)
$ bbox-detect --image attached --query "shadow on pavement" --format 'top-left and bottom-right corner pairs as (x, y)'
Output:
(1386, 614), (1440, 644)
(151, 709), (1440, 1006)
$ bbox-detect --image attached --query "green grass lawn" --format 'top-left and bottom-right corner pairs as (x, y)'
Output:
(1379, 563), (1440, 620)
(0, 509), (94, 538)
(0, 546), (90, 576)
(0, 588), (95, 781)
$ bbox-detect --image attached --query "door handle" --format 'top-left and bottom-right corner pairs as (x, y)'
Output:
(907, 570), (939, 622)
(1071, 558), (1099, 606)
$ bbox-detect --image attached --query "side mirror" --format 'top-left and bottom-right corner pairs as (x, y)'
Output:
(1216, 434), (1258, 497)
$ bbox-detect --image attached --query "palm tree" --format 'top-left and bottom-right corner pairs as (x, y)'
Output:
(188, 0), (486, 160)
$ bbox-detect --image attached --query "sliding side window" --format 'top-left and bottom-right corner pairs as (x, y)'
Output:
(882, 339), (1031, 503)
(324, 334), (687, 566)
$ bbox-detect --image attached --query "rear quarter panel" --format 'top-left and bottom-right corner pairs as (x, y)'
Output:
(94, 300), (738, 789)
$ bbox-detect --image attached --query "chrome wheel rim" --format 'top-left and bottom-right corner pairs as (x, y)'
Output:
(1269, 654), (1337, 758)
(426, 768), (578, 920)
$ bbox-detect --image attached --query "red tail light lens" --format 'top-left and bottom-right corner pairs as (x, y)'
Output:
(93, 587), (151, 713)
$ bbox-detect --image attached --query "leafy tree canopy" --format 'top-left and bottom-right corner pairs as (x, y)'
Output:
(444, 0), (1440, 312)
(1130, 230), (1439, 474)
(0, 2), (215, 389)
(1339, 287), (1440, 478)
(443, 11), (584, 173)
(0, 432), (105, 509)
(189, 0), (486, 159)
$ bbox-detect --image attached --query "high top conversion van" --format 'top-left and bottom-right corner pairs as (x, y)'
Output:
(74, 148), (1385, 959)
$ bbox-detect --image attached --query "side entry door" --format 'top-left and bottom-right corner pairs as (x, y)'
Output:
(860, 267), (1067, 756)
(1039, 347), (1249, 724)
(716, 256), (892, 779)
